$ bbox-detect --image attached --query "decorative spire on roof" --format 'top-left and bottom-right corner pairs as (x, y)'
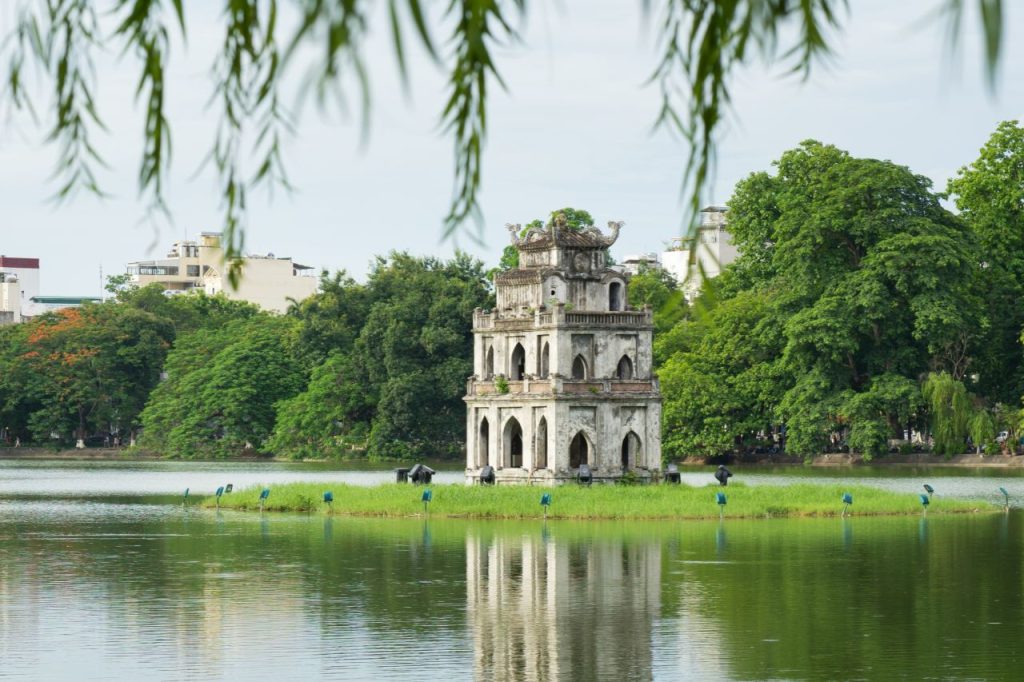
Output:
(504, 216), (623, 249)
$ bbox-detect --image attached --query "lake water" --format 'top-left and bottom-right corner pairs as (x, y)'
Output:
(1, 460), (1023, 680)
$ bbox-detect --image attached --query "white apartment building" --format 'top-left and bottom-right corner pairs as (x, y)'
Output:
(0, 256), (42, 320)
(661, 206), (738, 300)
(620, 253), (661, 276)
(126, 232), (318, 313)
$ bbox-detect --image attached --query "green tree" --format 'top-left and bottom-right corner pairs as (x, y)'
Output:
(947, 120), (1024, 403)
(2, 304), (173, 445)
(746, 143), (981, 457)
(658, 289), (788, 457)
(355, 252), (493, 459)
(659, 141), (984, 460)
(922, 372), (972, 456)
(267, 352), (374, 459)
(627, 265), (685, 338)
(287, 271), (371, 368)
(140, 315), (304, 457)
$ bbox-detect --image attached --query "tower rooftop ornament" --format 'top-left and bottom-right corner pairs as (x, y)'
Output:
(465, 213), (661, 486)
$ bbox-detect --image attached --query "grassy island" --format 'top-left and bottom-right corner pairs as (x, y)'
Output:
(201, 482), (992, 519)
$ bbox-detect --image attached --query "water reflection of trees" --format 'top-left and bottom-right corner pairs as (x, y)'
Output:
(3, 510), (1024, 680)
(466, 530), (661, 681)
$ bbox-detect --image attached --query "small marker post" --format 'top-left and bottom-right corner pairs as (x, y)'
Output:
(716, 491), (727, 519)
(183, 488), (189, 507)
(259, 488), (270, 512)
(323, 491), (334, 513)
(421, 488), (432, 516)
(999, 487), (1010, 512)
(919, 493), (930, 516)
(540, 493), (552, 520)
(841, 492), (853, 517)
(215, 486), (224, 509)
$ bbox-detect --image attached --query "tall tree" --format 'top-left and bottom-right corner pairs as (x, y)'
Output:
(947, 120), (1024, 404)
(356, 252), (493, 459)
(659, 142), (983, 459)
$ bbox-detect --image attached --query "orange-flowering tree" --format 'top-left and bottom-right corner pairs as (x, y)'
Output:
(1, 304), (173, 445)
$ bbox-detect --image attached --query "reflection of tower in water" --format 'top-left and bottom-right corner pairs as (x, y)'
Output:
(466, 532), (660, 681)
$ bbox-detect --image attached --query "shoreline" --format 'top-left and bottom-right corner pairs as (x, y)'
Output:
(4, 447), (1024, 469)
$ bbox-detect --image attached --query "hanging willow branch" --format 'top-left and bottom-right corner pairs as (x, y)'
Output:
(0, 0), (1009, 273)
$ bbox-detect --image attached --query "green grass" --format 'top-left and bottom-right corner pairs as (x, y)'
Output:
(200, 482), (993, 520)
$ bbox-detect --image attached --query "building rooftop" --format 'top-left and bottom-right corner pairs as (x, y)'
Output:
(31, 296), (102, 305)
(0, 256), (40, 269)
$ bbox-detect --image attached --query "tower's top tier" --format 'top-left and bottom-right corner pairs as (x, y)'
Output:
(492, 214), (629, 315)
(500, 213), (622, 274)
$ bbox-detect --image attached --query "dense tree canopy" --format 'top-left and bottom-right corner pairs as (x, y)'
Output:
(0, 305), (173, 445)
(947, 120), (1024, 404)
(9, 124), (1024, 463)
(659, 140), (986, 460)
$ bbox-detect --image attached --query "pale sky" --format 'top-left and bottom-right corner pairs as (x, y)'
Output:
(2, 1), (1023, 296)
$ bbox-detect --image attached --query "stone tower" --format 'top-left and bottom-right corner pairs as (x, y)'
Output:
(464, 214), (662, 484)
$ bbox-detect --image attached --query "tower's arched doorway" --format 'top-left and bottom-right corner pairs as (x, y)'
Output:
(621, 431), (641, 470)
(540, 342), (550, 379)
(504, 418), (524, 468)
(569, 432), (589, 468)
(485, 347), (494, 379)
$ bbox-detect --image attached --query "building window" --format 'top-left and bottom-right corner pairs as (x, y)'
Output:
(572, 355), (588, 380)
(616, 355), (633, 380)
(535, 417), (548, 469)
(186, 265), (200, 277)
(510, 343), (526, 380)
(479, 418), (490, 467)
(609, 281), (623, 311)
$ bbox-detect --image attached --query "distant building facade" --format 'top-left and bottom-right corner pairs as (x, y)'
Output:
(0, 256), (42, 320)
(661, 206), (738, 300)
(126, 232), (318, 313)
(464, 215), (662, 485)
(620, 252), (661, 276)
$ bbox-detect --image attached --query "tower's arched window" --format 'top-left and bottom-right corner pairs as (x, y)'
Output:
(510, 343), (526, 380)
(609, 281), (623, 311)
(504, 418), (524, 468)
(485, 347), (494, 379)
(535, 417), (548, 469)
(621, 432), (641, 470)
(572, 355), (588, 380)
(616, 355), (633, 380)
(569, 432), (589, 468)
(479, 417), (490, 467)
(540, 342), (550, 379)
